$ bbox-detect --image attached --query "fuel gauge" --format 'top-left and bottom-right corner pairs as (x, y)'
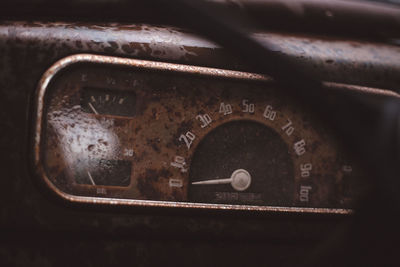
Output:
(81, 87), (136, 117)
(74, 159), (131, 186)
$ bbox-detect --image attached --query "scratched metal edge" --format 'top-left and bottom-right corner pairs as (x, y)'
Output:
(34, 53), (399, 215)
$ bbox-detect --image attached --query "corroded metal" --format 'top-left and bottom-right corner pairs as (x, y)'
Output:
(2, 17), (400, 266)
(34, 54), (399, 214)
(1, 21), (400, 91)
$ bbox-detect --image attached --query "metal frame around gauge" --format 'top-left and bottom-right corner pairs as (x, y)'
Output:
(32, 54), (400, 214)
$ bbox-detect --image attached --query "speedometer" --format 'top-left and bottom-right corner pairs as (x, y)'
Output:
(33, 54), (367, 213)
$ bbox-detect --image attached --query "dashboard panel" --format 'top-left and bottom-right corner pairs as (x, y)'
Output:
(35, 54), (369, 213)
(1, 1), (400, 264)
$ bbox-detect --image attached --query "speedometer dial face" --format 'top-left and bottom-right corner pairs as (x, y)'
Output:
(189, 120), (294, 206)
(34, 55), (367, 213)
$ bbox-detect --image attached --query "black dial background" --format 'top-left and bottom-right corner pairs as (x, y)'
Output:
(189, 120), (294, 206)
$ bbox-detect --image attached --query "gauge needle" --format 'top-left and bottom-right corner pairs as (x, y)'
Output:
(192, 178), (232, 185)
(87, 171), (96, 185)
(88, 102), (99, 115)
(192, 169), (251, 191)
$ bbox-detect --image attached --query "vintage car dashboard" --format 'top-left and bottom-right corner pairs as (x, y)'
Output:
(1, 0), (400, 266)
(35, 53), (373, 214)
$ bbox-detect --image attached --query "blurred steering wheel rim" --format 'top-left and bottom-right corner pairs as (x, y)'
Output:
(149, 0), (400, 265)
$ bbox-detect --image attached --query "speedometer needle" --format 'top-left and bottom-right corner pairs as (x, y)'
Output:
(192, 169), (252, 192)
(192, 178), (232, 185)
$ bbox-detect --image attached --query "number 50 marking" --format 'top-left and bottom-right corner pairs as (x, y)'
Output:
(242, 99), (255, 113)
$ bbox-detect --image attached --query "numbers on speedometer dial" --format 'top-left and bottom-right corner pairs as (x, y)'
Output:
(168, 94), (339, 208)
(38, 56), (365, 213)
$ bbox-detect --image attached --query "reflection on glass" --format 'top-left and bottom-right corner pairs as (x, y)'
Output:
(47, 105), (130, 187)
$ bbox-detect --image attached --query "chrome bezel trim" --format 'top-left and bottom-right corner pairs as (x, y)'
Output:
(34, 54), (399, 214)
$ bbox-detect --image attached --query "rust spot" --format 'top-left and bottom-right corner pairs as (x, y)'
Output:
(135, 126), (142, 134)
(104, 41), (119, 53)
(137, 169), (172, 200)
(151, 108), (158, 120)
(75, 40), (83, 49)
(146, 138), (161, 153)
(121, 43), (136, 54)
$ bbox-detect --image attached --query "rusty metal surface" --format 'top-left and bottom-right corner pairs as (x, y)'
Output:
(0, 20), (399, 266)
(0, 0), (399, 42)
(33, 54), (399, 215)
(0, 21), (349, 239)
(1, 21), (400, 90)
(35, 54), (377, 214)
(0, 20), (397, 226)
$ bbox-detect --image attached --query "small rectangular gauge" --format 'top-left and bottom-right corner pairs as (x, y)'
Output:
(74, 159), (131, 187)
(81, 87), (136, 117)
